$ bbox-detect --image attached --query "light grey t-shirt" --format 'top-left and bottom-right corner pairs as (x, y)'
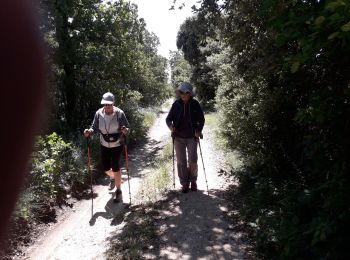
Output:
(89, 106), (130, 148)
(99, 112), (120, 148)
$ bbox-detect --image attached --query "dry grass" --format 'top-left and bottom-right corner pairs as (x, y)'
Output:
(136, 140), (172, 203)
(105, 140), (172, 259)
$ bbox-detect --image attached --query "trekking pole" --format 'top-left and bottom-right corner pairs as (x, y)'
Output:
(197, 138), (209, 196)
(172, 134), (175, 189)
(86, 137), (94, 218)
(123, 135), (132, 205)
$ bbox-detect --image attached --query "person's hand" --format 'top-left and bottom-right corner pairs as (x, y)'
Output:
(83, 129), (90, 138)
(195, 132), (201, 139)
(121, 127), (129, 135)
(170, 126), (175, 133)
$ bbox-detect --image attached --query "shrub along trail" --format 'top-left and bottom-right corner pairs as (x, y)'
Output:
(24, 104), (251, 259)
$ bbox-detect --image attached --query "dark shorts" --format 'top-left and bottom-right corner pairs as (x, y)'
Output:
(101, 145), (123, 172)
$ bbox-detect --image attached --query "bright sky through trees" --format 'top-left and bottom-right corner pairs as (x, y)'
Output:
(128, 0), (199, 59)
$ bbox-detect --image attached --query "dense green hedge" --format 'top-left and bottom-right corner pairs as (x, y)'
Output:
(179, 0), (350, 258)
(14, 133), (88, 223)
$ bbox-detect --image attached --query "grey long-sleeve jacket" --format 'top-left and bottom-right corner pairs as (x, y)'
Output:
(88, 106), (130, 147)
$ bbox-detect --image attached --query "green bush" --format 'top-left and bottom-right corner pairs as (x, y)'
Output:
(29, 133), (87, 207)
(207, 0), (350, 258)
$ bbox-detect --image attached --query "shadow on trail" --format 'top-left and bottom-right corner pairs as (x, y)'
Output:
(104, 188), (248, 259)
(127, 137), (163, 178)
(89, 196), (129, 226)
(88, 133), (166, 227)
(145, 189), (246, 259)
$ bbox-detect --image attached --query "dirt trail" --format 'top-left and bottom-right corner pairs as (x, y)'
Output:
(142, 115), (249, 259)
(23, 102), (249, 260)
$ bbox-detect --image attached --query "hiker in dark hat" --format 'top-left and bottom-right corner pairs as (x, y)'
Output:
(166, 82), (205, 193)
(83, 92), (130, 202)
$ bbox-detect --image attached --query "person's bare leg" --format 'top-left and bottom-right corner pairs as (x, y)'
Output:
(105, 169), (114, 178)
(113, 170), (122, 202)
(114, 170), (121, 189)
(105, 169), (115, 190)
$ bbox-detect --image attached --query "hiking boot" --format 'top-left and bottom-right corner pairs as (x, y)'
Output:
(181, 184), (189, 193)
(113, 189), (122, 203)
(108, 179), (115, 190)
(190, 181), (197, 191)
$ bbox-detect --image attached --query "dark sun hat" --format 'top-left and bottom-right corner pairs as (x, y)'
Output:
(101, 92), (114, 105)
(177, 82), (193, 94)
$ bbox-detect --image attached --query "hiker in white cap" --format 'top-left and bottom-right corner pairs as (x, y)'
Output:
(166, 82), (205, 193)
(83, 92), (130, 202)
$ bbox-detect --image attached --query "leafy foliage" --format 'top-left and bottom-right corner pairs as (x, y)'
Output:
(30, 133), (87, 205)
(169, 50), (191, 89)
(12, 133), (89, 225)
(17, 0), (171, 219)
(39, 0), (170, 133)
(187, 0), (350, 258)
(176, 14), (221, 107)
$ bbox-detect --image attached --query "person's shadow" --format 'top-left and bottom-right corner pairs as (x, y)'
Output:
(105, 188), (249, 259)
(89, 193), (129, 226)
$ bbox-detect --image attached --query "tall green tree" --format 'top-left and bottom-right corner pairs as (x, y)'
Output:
(39, 0), (169, 134)
(169, 50), (191, 89)
(176, 15), (221, 106)
(130, 30), (170, 106)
